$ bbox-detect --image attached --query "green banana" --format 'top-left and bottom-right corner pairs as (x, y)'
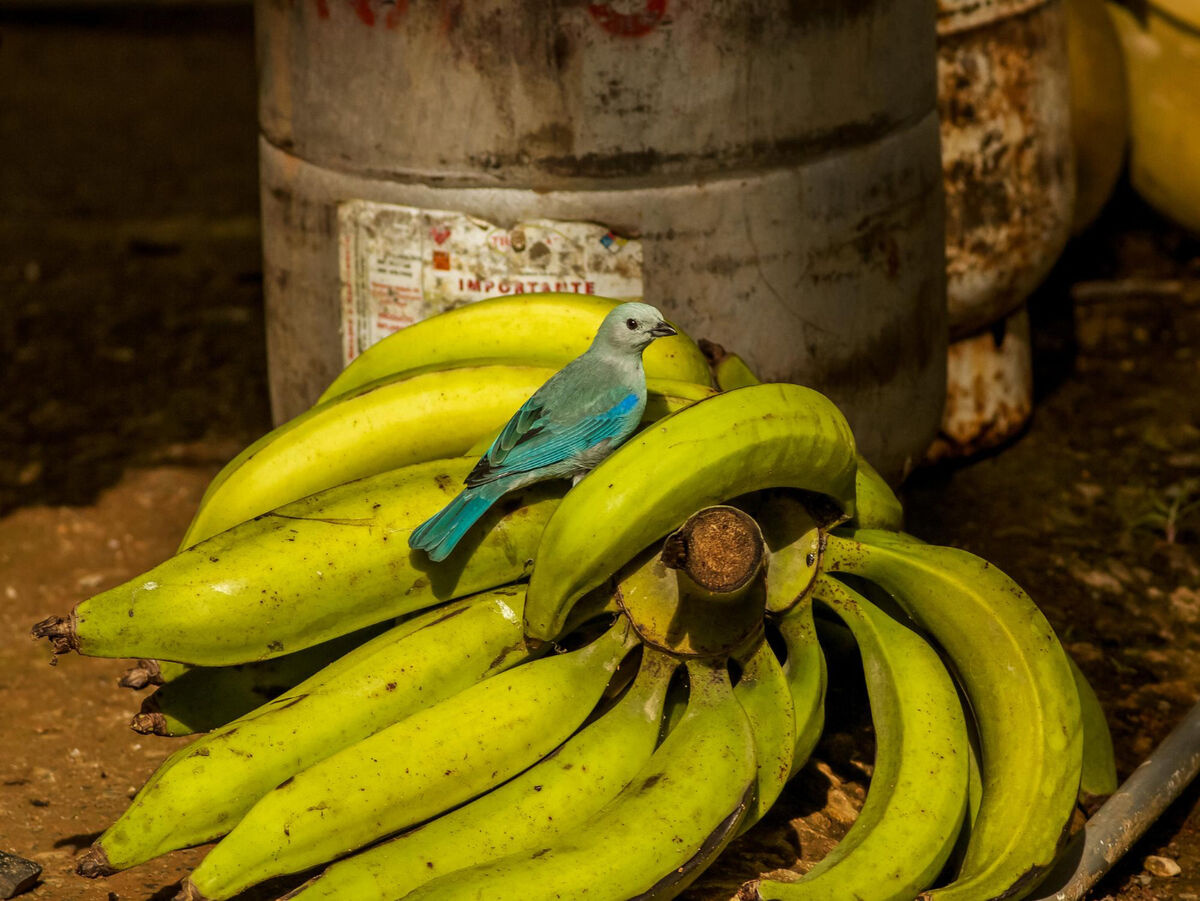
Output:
(180, 618), (639, 901)
(712, 349), (762, 391)
(1069, 655), (1118, 797)
(283, 647), (678, 901)
(754, 494), (822, 615)
(184, 364), (713, 547)
(129, 623), (389, 736)
(78, 587), (538, 876)
(402, 656), (757, 901)
(709, 351), (902, 535)
(34, 458), (560, 665)
(776, 595), (828, 778)
(525, 384), (858, 640)
(825, 531), (1083, 901)
(759, 575), (969, 901)
(734, 632), (798, 832)
(319, 293), (713, 403)
(851, 454), (904, 532)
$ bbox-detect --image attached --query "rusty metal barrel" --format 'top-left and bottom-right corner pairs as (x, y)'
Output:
(933, 0), (1074, 458)
(256, 0), (947, 479)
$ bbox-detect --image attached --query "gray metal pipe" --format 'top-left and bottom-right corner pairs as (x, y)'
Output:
(1030, 698), (1200, 901)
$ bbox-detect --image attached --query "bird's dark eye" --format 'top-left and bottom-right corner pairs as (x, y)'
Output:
(626, 318), (638, 331)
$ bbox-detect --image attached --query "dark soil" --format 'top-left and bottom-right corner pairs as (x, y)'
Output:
(0, 7), (1197, 901)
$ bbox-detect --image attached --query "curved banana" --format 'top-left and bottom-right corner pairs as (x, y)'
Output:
(283, 647), (677, 901)
(825, 530), (1083, 901)
(402, 656), (757, 901)
(776, 596), (827, 778)
(759, 575), (969, 901)
(179, 618), (639, 901)
(710, 353), (902, 535)
(712, 349), (762, 392)
(1069, 655), (1118, 797)
(734, 632), (798, 832)
(34, 458), (560, 665)
(525, 384), (858, 640)
(850, 454), (904, 532)
(129, 622), (388, 736)
(185, 365), (552, 547)
(185, 364), (714, 547)
(77, 587), (538, 877)
(319, 293), (713, 403)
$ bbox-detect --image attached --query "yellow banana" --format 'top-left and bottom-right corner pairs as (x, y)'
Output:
(734, 632), (798, 831)
(402, 656), (757, 901)
(319, 293), (713, 403)
(851, 454), (904, 531)
(129, 622), (389, 736)
(712, 349), (762, 392)
(34, 458), (559, 665)
(776, 595), (828, 778)
(282, 647), (677, 901)
(825, 530), (1083, 901)
(180, 618), (639, 901)
(77, 587), (539, 877)
(525, 384), (858, 640)
(183, 365), (713, 547)
(711, 353), (899, 534)
(759, 575), (969, 901)
(1070, 655), (1118, 797)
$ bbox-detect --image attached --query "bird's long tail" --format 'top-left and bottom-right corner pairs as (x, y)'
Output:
(409, 485), (502, 562)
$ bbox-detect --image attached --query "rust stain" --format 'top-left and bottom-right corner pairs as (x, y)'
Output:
(350, 0), (374, 26)
(587, 0), (669, 38)
(938, 0), (1074, 338)
(927, 306), (1033, 461)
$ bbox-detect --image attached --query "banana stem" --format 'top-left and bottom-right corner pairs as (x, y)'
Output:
(118, 659), (164, 689)
(661, 505), (765, 600)
(1029, 698), (1200, 901)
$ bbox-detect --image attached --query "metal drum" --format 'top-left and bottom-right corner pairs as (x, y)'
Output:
(935, 0), (1074, 456)
(256, 0), (947, 479)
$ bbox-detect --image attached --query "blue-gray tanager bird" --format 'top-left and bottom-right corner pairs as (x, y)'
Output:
(409, 302), (678, 562)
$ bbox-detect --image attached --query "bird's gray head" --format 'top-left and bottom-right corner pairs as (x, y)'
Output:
(594, 302), (677, 354)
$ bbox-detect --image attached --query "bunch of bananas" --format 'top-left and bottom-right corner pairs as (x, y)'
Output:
(32, 294), (1115, 901)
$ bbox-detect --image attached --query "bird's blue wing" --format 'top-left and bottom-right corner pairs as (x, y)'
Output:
(466, 392), (640, 487)
(489, 395), (547, 462)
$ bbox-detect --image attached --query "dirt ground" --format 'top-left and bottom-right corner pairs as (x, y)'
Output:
(1, 6), (1198, 901)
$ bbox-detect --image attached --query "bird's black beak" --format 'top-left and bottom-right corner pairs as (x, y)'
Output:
(649, 321), (677, 338)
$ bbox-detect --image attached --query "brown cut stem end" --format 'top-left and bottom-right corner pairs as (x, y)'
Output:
(118, 659), (163, 689)
(665, 506), (764, 595)
(75, 845), (114, 878)
(130, 711), (168, 736)
(31, 614), (78, 656)
(697, 338), (728, 365)
(174, 878), (210, 901)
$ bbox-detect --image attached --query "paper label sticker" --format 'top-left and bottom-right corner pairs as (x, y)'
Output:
(337, 200), (644, 365)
